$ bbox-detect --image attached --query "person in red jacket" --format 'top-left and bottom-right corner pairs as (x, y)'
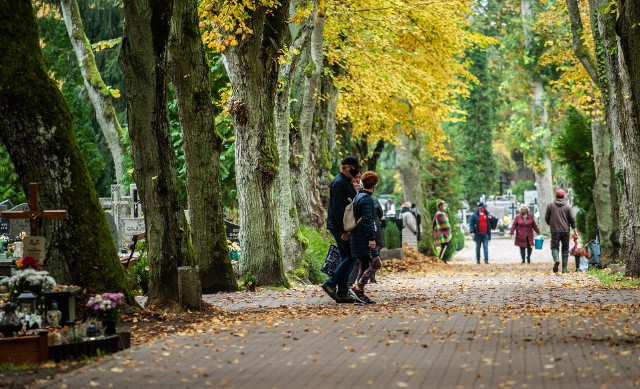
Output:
(468, 202), (493, 264)
(510, 205), (540, 263)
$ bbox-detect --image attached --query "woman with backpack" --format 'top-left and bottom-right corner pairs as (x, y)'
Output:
(350, 171), (382, 304)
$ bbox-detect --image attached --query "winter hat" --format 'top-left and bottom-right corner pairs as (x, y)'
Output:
(555, 189), (566, 198)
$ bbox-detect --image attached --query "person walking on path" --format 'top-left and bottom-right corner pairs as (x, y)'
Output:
(401, 201), (419, 249)
(350, 171), (382, 304)
(510, 205), (540, 264)
(469, 201), (492, 264)
(432, 200), (451, 263)
(545, 189), (578, 273)
(322, 156), (363, 303)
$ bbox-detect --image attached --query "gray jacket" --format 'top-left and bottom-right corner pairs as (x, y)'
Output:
(544, 199), (576, 232)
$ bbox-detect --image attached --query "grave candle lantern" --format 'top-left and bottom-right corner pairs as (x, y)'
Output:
(17, 290), (37, 314)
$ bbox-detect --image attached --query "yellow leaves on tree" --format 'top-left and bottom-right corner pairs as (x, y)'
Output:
(537, 0), (601, 114)
(198, 0), (282, 52)
(324, 0), (493, 155)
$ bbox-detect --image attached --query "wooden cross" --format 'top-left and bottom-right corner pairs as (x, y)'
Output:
(0, 183), (67, 236)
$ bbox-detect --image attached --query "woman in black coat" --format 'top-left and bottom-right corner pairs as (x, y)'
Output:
(349, 171), (381, 304)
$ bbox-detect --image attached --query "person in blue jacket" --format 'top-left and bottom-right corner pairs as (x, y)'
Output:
(468, 201), (493, 264)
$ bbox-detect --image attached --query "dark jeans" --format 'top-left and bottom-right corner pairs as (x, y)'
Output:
(475, 234), (489, 263)
(326, 230), (357, 297)
(520, 236), (532, 262)
(551, 231), (571, 255)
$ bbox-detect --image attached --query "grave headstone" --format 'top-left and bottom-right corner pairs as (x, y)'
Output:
(0, 217), (9, 236)
(225, 221), (240, 243)
(524, 190), (538, 206)
(104, 211), (119, 247)
(122, 218), (145, 246)
(99, 185), (138, 248)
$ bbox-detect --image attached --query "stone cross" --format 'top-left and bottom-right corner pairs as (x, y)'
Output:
(0, 183), (67, 236)
(509, 202), (519, 220)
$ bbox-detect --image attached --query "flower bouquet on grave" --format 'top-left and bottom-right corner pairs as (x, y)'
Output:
(0, 266), (56, 302)
(227, 240), (241, 261)
(86, 292), (125, 335)
(0, 235), (8, 251)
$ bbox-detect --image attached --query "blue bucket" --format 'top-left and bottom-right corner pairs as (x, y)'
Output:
(534, 235), (544, 250)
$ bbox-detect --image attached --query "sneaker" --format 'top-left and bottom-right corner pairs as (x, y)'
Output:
(357, 291), (376, 304)
(336, 294), (357, 303)
(321, 283), (338, 301)
(553, 262), (559, 273)
(348, 287), (366, 304)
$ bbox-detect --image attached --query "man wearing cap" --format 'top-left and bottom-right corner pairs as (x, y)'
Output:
(545, 189), (578, 273)
(468, 201), (492, 264)
(321, 156), (364, 303)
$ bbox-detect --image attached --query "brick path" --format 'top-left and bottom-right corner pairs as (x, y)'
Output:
(37, 242), (640, 388)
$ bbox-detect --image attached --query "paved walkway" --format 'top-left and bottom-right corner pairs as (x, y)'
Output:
(37, 241), (640, 389)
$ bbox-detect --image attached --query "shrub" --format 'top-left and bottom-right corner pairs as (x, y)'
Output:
(128, 241), (149, 295)
(299, 226), (332, 284)
(383, 222), (401, 249)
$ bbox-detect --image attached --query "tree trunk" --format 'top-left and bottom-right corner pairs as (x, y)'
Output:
(274, 11), (311, 271)
(120, 0), (191, 306)
(59, 0), (126, 185)
(590, 114), (619, 255)
(566, 0), (619, 256)
(615, 0), (640, 276)
(222, 3), (290, 286)
(0, 0), (134, 303)
(521, 0), (553, 233)
(168, 0), (237, 292)
(292, 1), (324, 225)
(312, 63), (341, 220)
(396, 131), (435, 255)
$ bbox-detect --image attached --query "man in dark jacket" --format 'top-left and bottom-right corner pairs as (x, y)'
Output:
(322, 156), (363, 303)
(545, 189), (578, 273)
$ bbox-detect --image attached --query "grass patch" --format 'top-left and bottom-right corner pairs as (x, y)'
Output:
(589, 268), (640, 288)
(0, 363), (41, 371)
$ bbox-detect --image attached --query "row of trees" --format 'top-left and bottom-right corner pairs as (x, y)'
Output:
(2, 0), (640, 308)
(0, 0), (487, 306)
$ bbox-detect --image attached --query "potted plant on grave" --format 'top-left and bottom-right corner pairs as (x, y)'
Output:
(86, 292), (125, 335)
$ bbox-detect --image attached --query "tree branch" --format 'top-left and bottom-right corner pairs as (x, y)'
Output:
(566, 0), (599, 84)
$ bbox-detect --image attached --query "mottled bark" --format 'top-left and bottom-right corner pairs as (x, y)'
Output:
(274, 12), (311, 271)
(0, 0), (134, 303)
(291, 1), (324, 225)
(615, 0), (640, 276)
(120, 0), (191, 306)
(168, 0), (236, 292)
(222, 3), (290, 285)
(59, 0), (126, 184)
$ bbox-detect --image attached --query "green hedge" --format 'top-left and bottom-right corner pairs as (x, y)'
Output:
(383, 222), (401, 249)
